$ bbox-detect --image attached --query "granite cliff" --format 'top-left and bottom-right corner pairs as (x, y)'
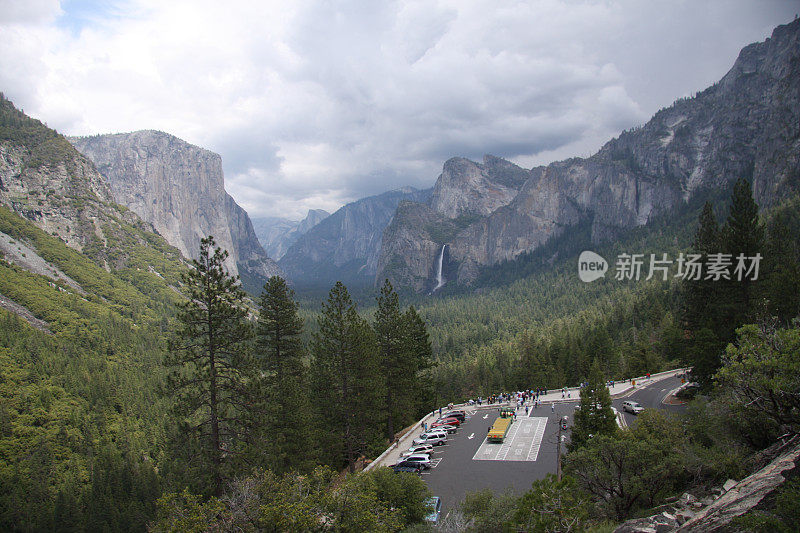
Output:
(377, 18), (800, 292)
(377, 156), (531, 292)
(0, 94), (184, 277)
(279, 187), (431, 286)
(70, 131), (283, 282)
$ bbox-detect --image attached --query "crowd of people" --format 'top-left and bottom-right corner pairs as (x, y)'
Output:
(464, 372), (662, 411)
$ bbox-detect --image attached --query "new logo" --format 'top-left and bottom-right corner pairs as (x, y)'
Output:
(578, 251), (608, 282)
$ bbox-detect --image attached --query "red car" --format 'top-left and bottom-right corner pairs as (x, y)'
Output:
(431, 417), (461, 428)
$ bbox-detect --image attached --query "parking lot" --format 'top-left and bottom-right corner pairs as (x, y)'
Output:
(371, 370), (688, 519)
(473, 416), (547, 461)
(421, 406), (569, 518)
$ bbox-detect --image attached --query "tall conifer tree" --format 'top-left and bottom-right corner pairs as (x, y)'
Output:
(722, 177), (764, 335)
(400, 305), (436, 419)
(683, 202), (726, 386)
(684, 201), (721, 332)
(762, 201), (800, 323)
(166, 236), (254, 496)
(311, 282), (384, 472)
(569, 360), (617, 451)
(375, 279), (409, 440)
(254, 276), (312, 473)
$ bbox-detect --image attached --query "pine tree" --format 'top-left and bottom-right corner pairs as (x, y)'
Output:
(375, 279), (417, 440)
(682, 202), (726, 386)
(569, 360), (617, 451)
(721, 177), (764, 335)
(166, 236), (254, 496)
(254, 276), (312, 473)
(761, 200), (800, 323)
(311, 282), (384, 472)
(683, 201), (721, 333)
(400, 305), (436, 420)
(725, 177), (764, 259)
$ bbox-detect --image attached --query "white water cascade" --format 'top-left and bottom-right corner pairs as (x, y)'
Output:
(433, 244), (447, 292)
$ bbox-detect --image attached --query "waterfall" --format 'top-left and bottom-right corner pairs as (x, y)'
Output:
(434, 244), (447, 291)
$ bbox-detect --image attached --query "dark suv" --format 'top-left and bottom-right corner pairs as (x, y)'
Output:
(391, 460), (424, 474)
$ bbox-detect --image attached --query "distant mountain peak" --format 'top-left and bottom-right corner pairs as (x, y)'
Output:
(278, 187), (431, 286)
(253, 208), (330, 260)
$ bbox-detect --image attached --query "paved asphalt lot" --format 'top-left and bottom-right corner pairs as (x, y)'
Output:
(423, 402), (577, 518)
(422, 374), (687, 519)
(473, 416), (547, 461)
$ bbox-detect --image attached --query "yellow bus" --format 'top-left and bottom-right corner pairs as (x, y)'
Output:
(487, 416), (513, 442)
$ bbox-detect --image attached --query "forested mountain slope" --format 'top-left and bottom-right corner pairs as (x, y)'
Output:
(406, 197), (700, 400)
(0, 96), (441, 530)
(0, 95), (194, 529)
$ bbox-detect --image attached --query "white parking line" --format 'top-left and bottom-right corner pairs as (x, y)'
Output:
(472, 417), (548, 462)
(526, 418), (547, 461)
(498, 420), (523, 460)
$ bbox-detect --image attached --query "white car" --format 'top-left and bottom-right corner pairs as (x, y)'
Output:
(413, 431), (447, 446)
(622, 400), (644, 414)
(402, 444), (435, 457)
(401, 454), (432, 469)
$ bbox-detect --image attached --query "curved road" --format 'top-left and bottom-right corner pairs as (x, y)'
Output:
(613, 374), (686, 427)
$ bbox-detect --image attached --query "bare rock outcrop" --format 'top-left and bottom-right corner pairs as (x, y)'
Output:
(70, 131), (282, 281)
(613, 438), (800, 533)
(430, 155), (530, 219)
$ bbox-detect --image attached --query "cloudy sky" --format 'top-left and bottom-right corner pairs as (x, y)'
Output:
(1, 0), (797, 219)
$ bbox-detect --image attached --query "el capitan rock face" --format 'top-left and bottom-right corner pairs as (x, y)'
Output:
(70, 130), (283, 281)
(0, 95), (185, 276)
(376, 18), (800, 291)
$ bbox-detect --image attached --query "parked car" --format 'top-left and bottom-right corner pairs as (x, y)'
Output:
(413, 431), (447, 446)
(432, 416), (461, 427)
(391, 460), (424, 474)
(402, 444), (435, 456)
(443, 411), (466, 422)
(431, 423), (458, 434)
(622, 400), (644, 414)
(424, 496), (442, 524)
(401, 454), (431, 469)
